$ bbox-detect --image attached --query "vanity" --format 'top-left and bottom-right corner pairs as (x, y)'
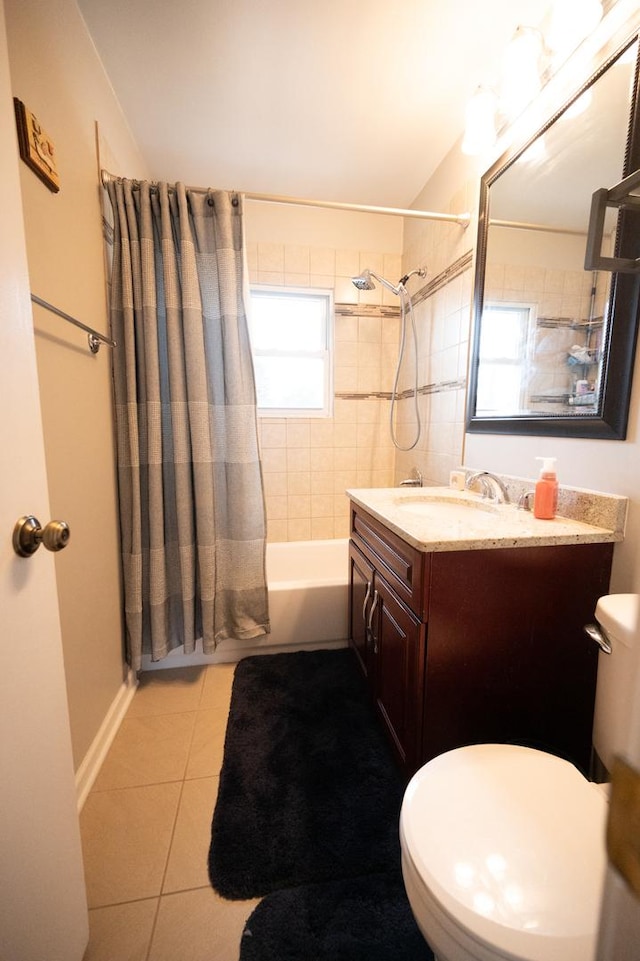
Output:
(347, 484), (626, 779)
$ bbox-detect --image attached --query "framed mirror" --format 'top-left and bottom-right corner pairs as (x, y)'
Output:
(467, 36), (640, 439)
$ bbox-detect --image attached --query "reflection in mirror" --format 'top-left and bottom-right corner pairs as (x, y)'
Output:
(468, 37), (640, 438)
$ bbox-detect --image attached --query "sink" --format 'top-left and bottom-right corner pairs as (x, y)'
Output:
(393, 494), (500, 523)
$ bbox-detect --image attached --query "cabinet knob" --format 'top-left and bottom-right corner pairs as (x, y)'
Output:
(12, 515), (71, 557)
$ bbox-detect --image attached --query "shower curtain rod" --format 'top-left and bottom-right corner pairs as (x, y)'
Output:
(100, 170), (470, 227)
(490, 218), (587, 237)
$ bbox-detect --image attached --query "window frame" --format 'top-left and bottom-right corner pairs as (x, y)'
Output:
(475, 300), (536, 414)
(248, 285), (334, 418)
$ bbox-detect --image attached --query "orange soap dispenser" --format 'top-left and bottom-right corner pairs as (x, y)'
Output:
(533, 457), (558, 519)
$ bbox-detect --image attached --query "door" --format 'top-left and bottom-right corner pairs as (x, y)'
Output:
(0, 7), (88, 960)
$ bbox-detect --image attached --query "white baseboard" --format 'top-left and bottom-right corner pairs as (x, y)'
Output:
(140, 636), (348, 670)
(75, 669), (138, 812)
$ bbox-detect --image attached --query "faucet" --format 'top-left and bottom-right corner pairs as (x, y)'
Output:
(399, 468), (423, 488)
(465, 470), (510, 504)
(518, 490), (535, 511)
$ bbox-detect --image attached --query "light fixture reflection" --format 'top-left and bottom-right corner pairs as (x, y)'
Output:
(473, 891), (496, 916)
(519, 133), (547, 165)
(565, 88), (592, 119)
(454, 861), (476, 888)
(485, 852), (507, 880)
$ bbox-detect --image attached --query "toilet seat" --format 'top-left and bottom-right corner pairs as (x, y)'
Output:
(400, 744), (608, 961)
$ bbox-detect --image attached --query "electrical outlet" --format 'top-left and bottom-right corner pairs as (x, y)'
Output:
(607, 756), (640, 900)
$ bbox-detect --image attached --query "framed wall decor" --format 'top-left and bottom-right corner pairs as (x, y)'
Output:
(13, 98), (60, 193)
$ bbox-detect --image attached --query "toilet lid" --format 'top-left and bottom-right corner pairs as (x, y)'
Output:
(400, 744), (608, 961)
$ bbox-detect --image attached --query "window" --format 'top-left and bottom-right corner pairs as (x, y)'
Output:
(476, 303), (533, 414)
(248, 286), (333, 417)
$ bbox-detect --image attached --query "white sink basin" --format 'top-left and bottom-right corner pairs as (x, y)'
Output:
(393, 495), (500, 523)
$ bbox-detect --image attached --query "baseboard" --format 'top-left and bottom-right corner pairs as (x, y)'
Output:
(75, 668), (138, 812)
(140, 637), (348, 671)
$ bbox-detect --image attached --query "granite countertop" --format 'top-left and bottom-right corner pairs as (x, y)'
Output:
(346, 483), (627, 554)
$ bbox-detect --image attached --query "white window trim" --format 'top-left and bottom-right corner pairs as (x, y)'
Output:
(249, 285), (334, 418)
(478, 300), (537, 411)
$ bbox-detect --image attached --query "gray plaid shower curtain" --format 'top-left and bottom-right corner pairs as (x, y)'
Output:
(106, 179), (269, 671)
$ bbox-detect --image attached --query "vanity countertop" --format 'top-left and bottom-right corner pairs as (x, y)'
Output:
(346, 485), (626, 553)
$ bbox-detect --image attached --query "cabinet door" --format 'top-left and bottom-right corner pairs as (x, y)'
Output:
(424, 544), (612, 774)
(372, 575), (425, 775)
(349, 541), (375, 680)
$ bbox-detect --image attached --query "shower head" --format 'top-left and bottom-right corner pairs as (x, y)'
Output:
(351, 269), (401, 296)
(351, 269), (377, 291)
(351, 266), (427, 296)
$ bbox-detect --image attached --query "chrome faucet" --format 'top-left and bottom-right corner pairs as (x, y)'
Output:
(399, 468), (423, 488)
(465, 471), (510, 504)
(518, 490), (535, 511)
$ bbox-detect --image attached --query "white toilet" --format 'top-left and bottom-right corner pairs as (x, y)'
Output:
(400, 593), (638, 961)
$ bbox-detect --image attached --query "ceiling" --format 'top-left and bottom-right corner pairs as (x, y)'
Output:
(77, 0), (554, 208)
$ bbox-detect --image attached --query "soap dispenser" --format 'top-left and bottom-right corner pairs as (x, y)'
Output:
(533, 457), (558, 520)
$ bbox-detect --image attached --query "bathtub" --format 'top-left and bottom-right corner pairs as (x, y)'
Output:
(265, 538), (349, 651)
(142, 537), (349, 669)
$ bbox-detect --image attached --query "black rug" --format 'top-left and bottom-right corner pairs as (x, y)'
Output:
(239, 872), (434, 961)
(208, 649), (406, 899)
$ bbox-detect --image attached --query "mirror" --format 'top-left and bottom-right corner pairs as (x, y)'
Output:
(468, 37), (640, 439)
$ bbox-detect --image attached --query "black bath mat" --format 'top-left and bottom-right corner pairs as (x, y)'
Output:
(208, 649), (405, 899)
(239, 872), (435, 961)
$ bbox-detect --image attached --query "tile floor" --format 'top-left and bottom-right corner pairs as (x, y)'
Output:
(80, 663), (260, 961)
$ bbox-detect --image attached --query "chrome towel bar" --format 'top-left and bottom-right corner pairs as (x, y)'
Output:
(30, 293), (116, 353)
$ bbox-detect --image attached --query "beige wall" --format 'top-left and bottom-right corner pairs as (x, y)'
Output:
(5, 0), (149, 769)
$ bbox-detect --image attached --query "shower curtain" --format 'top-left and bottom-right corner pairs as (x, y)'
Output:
(106, 178), (269, 671)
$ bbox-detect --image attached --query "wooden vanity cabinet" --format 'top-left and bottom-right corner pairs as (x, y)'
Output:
(349, 503), (614, 779)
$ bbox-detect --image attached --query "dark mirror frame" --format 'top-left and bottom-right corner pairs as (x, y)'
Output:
(467, 37), (640, 439)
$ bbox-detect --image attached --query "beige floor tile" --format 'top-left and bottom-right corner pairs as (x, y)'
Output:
(80, 782), (181, 908)
(92, 712), (196, 790)
(84, 899), (158, 961)
(148, 887), (260, 961)
(127, 666), (206, 717)
(163, 777), (219, 893)
(199, 661), (236, 710)
(185, 708), (228, 778)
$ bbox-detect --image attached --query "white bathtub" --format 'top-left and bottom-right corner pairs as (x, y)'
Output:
(265, 538), (349, 650)
(142, 537), (349, 669)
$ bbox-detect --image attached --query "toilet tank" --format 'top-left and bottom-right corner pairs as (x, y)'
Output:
(592, 594), (639, 773)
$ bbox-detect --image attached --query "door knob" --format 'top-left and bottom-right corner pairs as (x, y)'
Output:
(12, 515), (71, 557)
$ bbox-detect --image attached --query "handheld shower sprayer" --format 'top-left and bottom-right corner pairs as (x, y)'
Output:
(350, 265), (427, 453)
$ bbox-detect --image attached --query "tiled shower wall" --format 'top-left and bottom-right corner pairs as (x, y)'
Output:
(395, 178), (476, 486)
(246, 242), (402, 541)
(392, 258), (473, 483)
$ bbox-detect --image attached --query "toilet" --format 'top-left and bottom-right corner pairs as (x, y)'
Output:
(400, 593), (638, 961)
